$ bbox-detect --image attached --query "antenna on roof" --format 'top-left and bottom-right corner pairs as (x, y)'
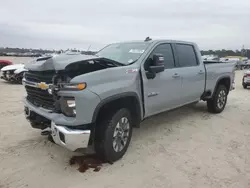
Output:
(144, 36), (152, 42)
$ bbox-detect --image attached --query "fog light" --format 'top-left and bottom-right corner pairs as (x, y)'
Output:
(67, 100), (75, 108)
(67, 100), (76, 115)
(60, 97), (76, 117)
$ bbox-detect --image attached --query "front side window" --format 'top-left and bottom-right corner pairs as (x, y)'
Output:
(146, 43), (175, 69)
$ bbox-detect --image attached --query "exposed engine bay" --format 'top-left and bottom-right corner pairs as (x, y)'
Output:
(52, 59), (120, 86)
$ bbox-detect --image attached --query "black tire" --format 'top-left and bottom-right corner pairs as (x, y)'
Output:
(94, 108), (133, 162)
(242, 77), (247, 89)
(207, 85), (228, 113)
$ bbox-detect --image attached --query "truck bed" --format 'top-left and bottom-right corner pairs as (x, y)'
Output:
(204, 61), (236, 95)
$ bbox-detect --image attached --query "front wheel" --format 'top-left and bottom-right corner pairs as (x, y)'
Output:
(207, 85), (228, 113)
(95, 108), (133, 162)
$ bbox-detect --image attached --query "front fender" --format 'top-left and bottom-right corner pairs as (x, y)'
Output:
(91, 92), (142, 123)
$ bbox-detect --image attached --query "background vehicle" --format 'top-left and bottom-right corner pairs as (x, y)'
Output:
(242, 69), (250, 89)
(0, 60), (13, 69)
(0, 56), (56, 84)
(1, 64), (27, 84)
(23, 39), (236, 162)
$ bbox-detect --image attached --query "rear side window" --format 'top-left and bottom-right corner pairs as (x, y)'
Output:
(176, 44), (198, 67)
(151, 44), (175, 69)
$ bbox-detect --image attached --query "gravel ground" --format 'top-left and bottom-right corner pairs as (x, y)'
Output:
(0, 56), (250, 188)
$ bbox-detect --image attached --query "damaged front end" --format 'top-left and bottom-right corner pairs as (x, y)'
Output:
(23, 54), (122, 151)
(1, 64), (26, 83)
(23, 54), (119, 114)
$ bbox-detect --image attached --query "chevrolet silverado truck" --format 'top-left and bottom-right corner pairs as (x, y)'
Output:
(22, 39), (235, 162)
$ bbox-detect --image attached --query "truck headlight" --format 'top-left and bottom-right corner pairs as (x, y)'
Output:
(60, 97), (76, 117)
(61, 83), (87, 91)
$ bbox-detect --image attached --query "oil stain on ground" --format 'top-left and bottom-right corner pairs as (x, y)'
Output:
(69, 154), (112, 173)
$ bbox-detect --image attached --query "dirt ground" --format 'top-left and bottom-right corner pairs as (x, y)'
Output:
(1, 56), (250, 188)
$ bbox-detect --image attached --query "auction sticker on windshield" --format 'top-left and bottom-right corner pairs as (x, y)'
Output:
(129, 49), (145, 54)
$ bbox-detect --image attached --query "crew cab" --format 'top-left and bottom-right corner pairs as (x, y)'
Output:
(22, 39), (235, 162)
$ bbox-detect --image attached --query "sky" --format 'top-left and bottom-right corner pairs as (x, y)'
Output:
(0, 0), (249, 51)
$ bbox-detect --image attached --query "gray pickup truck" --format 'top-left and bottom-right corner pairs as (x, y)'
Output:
(23, 39), (235, 162)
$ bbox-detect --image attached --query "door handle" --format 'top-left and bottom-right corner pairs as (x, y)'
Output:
(172, 73), (180, 78)
(198, 70), (204, 74)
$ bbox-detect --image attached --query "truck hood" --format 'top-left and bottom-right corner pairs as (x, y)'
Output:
(1, 64), (25, 71)
(70, 64), (140, 97)
(24, 53), (112, 71)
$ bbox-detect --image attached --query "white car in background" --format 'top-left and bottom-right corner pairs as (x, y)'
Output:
(0, 64), (27, 84)
(0, 54), (62, 84)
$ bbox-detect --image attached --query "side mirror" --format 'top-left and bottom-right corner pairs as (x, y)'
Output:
(149, 54), (165, 73)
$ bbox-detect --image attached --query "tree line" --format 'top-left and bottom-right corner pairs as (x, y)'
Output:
(0, 47), (249, 59)
(201, 49), (250, 58)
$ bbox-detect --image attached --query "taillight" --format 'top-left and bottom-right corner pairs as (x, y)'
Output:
(247, 74), (250, 77)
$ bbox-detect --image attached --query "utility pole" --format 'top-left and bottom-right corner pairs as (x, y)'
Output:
(241, 45), (245, 57)
(87, 45), (91, 51)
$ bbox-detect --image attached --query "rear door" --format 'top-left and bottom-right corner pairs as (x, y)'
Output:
(174, 43), (205, 103)
(141, 43), (182, 117)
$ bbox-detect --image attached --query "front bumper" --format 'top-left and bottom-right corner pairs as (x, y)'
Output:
(24, 105), (91, 151)
(51, 121), (90, 151)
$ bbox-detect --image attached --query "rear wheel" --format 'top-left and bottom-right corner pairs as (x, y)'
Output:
(95, 108), (133, 162)
(207, 85), (228, 113)
(242, 77), (247, 89)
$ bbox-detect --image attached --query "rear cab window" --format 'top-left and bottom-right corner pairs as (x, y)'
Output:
(175, 44), (198, 67)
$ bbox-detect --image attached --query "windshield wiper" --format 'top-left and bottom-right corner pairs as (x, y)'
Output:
(103, 58), (125, 67)
(95, 54), (125, 66)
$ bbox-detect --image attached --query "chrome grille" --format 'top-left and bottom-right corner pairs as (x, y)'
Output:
(24, 71), (56, 110)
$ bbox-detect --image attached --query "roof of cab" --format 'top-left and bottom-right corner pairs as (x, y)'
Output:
(113, 39), (196, 46)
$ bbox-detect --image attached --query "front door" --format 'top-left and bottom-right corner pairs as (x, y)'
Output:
(141, 43), (182, 117)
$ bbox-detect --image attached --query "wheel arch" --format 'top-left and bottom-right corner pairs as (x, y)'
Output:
(92, 92), (142, 127)
(213, 76), (231, 96)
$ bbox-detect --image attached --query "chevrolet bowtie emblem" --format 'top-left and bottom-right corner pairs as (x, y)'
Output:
(37, 82), (49, 90)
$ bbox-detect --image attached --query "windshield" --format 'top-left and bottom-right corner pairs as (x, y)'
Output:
(96, 42), (151, 65)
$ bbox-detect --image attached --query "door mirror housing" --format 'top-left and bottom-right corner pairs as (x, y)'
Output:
(148, 54), (165, 73)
